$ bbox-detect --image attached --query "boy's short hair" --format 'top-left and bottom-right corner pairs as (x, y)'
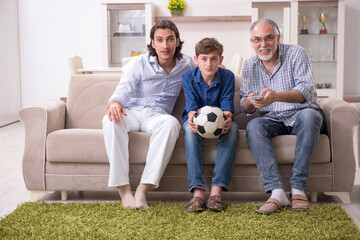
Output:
(195, 38), (223, 57)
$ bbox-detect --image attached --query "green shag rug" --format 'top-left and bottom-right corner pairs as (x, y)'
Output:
(0, 202), (359, 240)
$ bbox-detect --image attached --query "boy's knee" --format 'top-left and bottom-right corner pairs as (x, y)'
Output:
(228, 122), (239, 136)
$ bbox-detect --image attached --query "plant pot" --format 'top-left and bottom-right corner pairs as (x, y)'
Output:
(170, 9), (184, 16)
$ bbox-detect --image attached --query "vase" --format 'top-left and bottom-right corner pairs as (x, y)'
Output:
(170, 9), (183, 16)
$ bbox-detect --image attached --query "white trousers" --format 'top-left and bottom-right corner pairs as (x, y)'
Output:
(102, 108), (181, 188)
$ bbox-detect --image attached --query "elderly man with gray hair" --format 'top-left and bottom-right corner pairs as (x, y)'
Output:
(240, 18), (325, 214)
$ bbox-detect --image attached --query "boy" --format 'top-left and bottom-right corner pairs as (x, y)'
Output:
(182, 38), (239, 212)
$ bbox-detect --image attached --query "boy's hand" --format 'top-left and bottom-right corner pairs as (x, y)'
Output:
(222, 111), (232, 134)
(107, 100), (127, 124)
(188, 111), (198, 133)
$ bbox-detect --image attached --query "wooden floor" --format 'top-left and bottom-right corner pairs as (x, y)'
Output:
(1, 121), (360, 228)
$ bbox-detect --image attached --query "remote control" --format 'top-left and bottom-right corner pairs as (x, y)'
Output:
(251, 95), (264, 100)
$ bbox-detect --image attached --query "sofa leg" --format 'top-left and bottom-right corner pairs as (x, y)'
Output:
(61, 191), (68, 201)
(323, 192), (351, 204)
(311, 192), (318, 202)
(30, 191), (55, 201)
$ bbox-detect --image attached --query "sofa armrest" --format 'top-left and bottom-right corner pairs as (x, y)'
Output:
(18, 100), (66, 190)
(356, 103), (360, 167)
(318, 98), (360, 191)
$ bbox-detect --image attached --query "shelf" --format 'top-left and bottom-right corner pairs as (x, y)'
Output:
(155, 16), (251, 23)
(110, 36), (145, 38)
(312, 60), (337, 63)
(252, 2), (291, 8)
(298, 33), (337, 36)
(316, 88), (337, 98)
(107, 3), (145, 11)
(299, 1), (338, 8)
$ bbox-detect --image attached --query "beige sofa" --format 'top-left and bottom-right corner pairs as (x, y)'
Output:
(19, 74), (360, 204)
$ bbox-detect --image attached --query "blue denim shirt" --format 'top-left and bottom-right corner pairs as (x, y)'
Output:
(181, 67), (235, 123)
(240, 43), (321, 127)
(110, 53), (196, 114)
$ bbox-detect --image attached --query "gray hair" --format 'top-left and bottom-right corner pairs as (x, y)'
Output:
(250, 18), (280, 36)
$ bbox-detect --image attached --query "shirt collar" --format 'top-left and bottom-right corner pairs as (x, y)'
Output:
(278, 43), (286, 62)
(194, 67), (221, 86)
(149, 54), (181, 72)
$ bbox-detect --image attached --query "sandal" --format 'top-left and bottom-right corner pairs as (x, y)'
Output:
(186, 197), (206, 213)
(256, 198), (282, 215)
(206, 195), (224, 212)
(291, 194), (310, 211)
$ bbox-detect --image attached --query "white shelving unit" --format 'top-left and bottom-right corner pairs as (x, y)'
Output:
(291, 0), (344, 99)
(101, 3), (155, 67)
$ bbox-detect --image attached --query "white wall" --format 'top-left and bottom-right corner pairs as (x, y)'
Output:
(0, 0), (21, 126)
(18, 0), (103, 106)
(17, 0), (360, 107)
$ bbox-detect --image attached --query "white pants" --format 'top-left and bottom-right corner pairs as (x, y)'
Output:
(102, 108), (181, 188)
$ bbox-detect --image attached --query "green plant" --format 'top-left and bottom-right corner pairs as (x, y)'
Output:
(168, 0), (186, 11)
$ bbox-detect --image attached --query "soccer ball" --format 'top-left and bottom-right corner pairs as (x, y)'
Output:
(193, 106), (225, 139)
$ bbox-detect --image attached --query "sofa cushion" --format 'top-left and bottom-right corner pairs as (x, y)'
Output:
(47, 129), (152, 164)
(46, 129), (330, 165)
(66, 74), (120, 129)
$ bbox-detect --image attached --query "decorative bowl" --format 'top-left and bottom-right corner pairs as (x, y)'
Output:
(324, 83), (332, 88)
(315, 83), (324, 89)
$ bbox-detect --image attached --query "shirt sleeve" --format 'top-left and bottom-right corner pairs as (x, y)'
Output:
(182, 71), (200, 113)
(220, 70), (235, 113)
(292, 47), (314, 101)
(239, 59), (255, 116)
(109, 57), (141, 106)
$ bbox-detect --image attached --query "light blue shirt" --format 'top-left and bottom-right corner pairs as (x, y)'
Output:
(240, 43), (321, 127)
(110, 53), (196, 114)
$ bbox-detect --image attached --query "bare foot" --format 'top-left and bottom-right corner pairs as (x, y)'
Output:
(134, 184), (152, 210)
(118, 185), (136, 209)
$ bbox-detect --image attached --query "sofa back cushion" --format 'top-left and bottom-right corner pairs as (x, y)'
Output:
(66, 74), (120, 129)
(232, 74), (259, 129)
(66, 73), (257, 130)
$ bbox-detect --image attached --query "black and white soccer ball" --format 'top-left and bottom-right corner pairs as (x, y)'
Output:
(193, 106), (225, 139)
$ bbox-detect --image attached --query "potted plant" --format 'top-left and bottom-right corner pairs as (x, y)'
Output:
(168, 0), (186, 16)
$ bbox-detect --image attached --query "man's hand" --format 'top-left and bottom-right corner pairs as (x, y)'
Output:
(222, 111), (232, 134)
(188, 111), (198, 133)
(249, 88), (276, 109)
(107, 100), (127, 124)
(248, 88), (305, 109)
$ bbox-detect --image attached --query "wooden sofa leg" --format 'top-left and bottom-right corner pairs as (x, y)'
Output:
(311, 192), (318, 202)
(323, 192), (351, 204)
(30, 191), (55, 201)
(61, 191), (68, 201)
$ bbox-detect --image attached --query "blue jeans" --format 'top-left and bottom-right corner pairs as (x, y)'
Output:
(246, 108), (324, 193)
(182, 121), (239, 192)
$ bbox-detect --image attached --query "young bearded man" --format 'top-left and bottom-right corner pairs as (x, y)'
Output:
(103, 20), (196, 210)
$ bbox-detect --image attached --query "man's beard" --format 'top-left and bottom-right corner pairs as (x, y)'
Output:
(258, 47), (274, 61)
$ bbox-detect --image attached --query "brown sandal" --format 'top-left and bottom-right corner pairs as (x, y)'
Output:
(256, 198), (282, 215)
(291, 194), (310, 211)
(186, 197), (206, 213)
(206, 195), (225, 212)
